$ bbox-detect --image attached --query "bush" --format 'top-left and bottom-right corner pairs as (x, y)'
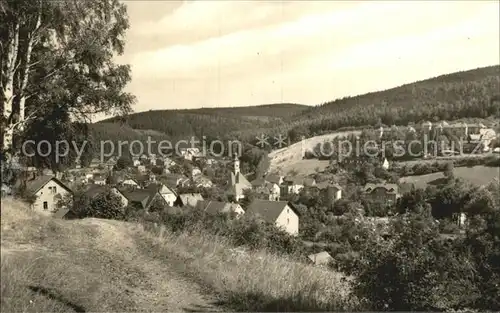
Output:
(352, 213), (478, 311)
(136, 208), (305, 257)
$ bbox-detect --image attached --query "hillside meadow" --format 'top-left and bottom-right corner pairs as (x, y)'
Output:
(400, 165), (500, 189)
(1, 199), (355, 312)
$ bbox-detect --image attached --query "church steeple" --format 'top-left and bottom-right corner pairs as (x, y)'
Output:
(233, 153), (240, 175)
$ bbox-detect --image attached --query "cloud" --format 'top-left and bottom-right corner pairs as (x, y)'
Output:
(108, 0), (499, 115)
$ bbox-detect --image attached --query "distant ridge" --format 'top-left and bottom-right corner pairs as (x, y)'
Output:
(91, 65), (500, 145)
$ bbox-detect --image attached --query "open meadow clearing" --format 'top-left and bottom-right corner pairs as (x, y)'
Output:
(400, 165), (500, 189)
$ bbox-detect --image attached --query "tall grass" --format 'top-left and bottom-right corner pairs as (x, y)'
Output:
(134, 222), (358, 311)
(1, 199), (358, 312)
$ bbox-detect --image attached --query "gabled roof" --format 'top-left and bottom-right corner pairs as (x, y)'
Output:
(307, 251), (333, 265)
(146, 183), (176, 196)
(283, 176), (304, 185)
(177, 193), (203, 207)
(122, 177), (139, 184)
(195, 200), (240, 215)
(315, 181), (342, 190)
(119, 188), (162, 210)
(251, 178), (266, 187)
(160, 174), (188, 189)
(230, 172), (251, 187)
(265, 174), (282, 185)
(83, 184), (109, 197)
(245, 199), (299, 223)
(22, 175), (73, 196)
(255, 181), (279, 194)
(364, 183), (398, 194)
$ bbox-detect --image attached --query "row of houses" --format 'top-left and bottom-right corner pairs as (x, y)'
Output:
(10, 171), (302, 236)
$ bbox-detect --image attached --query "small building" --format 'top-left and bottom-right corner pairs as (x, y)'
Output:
(265, 174), (284, 186)
(92, 174), (106, 185)
(316, 182), (342, 201)
(245, 199), (300, 236)
(162, 174), (190, 190)
(132, 157), (141, 167)
(195, 200), (245, 217)
(1, 183), (12, 198)
(83, 184), (129, 208)
(363, 183), (400, 204)
(122, 178), (140, 188)
(281, 177), (304, 195)
(147, 183), (177, 207)
(174, 193), (204, 208)
(181, 148), (201, 161)
(119, 188), (167, 211)
(17, 175), (73, 214)
(253, 180), (280, 201)
(307, 251), (333, 266)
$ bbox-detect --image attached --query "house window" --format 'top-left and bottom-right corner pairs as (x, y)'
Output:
(43, 201), (48, 210)
(287, 208), (290, 214)
(287, 218), (290, 225)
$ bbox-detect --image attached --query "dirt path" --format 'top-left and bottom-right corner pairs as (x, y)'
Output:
(2, 219), (225, 312)
(78, 219), (225, 312)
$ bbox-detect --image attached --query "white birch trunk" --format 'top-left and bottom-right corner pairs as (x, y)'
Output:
(18, 8), (42, 132)
(2, 21), (20, 153)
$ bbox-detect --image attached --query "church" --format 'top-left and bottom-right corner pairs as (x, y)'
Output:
(226, 153), (252, 201)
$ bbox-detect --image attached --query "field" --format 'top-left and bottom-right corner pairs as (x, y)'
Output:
(1, 199), (353, 312)
(268, 130), (362, 175)
(394, 154), (493, 167)
(400, 165), (500, 189)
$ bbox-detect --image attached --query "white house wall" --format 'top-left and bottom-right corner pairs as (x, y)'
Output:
(274, 204), (299, 236)
(33, 180), (71, 214)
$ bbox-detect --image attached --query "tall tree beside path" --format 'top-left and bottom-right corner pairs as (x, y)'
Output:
(0, 0), (135, 177)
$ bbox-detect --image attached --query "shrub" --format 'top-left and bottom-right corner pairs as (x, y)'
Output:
(351, 213), (478, 311)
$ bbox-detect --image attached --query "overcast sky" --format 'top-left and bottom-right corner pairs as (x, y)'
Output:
(101, 0), (499, 120)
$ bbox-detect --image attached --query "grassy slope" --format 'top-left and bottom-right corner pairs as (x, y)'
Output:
(400, 165), (500, 189)
(1, 199), (353, 312)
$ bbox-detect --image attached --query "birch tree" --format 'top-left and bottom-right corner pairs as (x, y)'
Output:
(1, 0), (134, 175)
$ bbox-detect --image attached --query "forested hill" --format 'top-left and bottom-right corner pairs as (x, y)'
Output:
(279, 65), (500, 137)
(92, 65), (500, 145)
(94, 103), (308, 142)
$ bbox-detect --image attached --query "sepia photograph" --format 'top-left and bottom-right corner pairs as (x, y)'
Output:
(1, 0), (499, 312)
